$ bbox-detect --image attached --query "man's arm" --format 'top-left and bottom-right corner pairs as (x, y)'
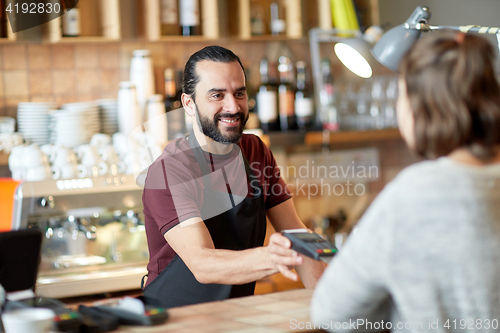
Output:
(266, 198), (327, 289)
(164, 217), (303, 285)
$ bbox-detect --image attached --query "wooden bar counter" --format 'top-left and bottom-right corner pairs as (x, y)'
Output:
(113, 289), (324, 333)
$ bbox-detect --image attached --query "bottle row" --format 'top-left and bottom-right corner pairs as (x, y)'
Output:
(0, 0), (379, 43)
(160, 58), (398, 140)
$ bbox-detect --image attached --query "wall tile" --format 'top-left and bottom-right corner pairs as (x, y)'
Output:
(148, 43), (165, 68)
(75, 44), (99, 69)
(0, 71), (4, 98)
(55, 96), (77, 105)
(51, 45), (75, 70)
(30, 95), (55, 103)
(154, 67), (164, 96)
(99, 44), (120, 69)
(100, 69), (120, 95)
(76, 95), (98, 102)
(163, 42), (186, 70)
(120, 42), (145, 69)
(4, 70), (29, 97)
(52, 70), (75, 96)
(6, 97), (29, 118)
(29, 70), (52, 95)
(3, 45), (27, 70)
(76, 69), (100, 95)
(0, 99), (6, 117)
(120, 69), (129, 81)
(28, 45), (51, 70)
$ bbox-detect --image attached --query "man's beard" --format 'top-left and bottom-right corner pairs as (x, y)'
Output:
(194, 105), (249, 144)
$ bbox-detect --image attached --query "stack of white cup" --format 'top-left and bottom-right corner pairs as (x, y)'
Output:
(9, 145), (56, 181)
(0, 117), (23, 154)
(117, 81), (141, 135)
(112, 131), (162, 176)
(44, 145), (79, 180)
(130, 49), (155, 121)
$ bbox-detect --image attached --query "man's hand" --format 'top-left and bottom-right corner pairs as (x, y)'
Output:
(266, 232), (304, 281)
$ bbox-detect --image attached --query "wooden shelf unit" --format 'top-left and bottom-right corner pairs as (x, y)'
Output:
(144, 0), (343, 41)
(45, 0), (120, 43)
(305, 128), (402, 146)
(0, 12), (17, 43)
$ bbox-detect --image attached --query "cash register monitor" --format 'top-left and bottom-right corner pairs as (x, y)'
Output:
(0, 229), (43, 293)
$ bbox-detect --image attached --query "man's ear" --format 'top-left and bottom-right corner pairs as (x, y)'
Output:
(182, 93), (196, 117)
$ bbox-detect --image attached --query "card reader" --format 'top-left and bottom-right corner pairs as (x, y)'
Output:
(282, 229), (338, 263)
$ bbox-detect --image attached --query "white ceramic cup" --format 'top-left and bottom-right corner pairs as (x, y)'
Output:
(0, 116), (15, 134)
(8, 145), (27, 171)
(2, 308), (55, 333)
(53, 146), (78, 166)
(0, 133), (23, 153)
(0, 133), (12, 153)
(56, 163), (78, 179)
(76, 144), (106, 166)
(25, 165), (52, 182)
(90, 133), (111, 147)
(21, 145), (49, 168)
(40, 144), (56, 163)
(77, 161), (108, 178)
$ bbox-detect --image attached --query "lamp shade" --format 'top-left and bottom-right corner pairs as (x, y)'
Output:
(371, 24), (421, 72)
(371, 6), (431, 72)
(334, 37), (373, 78)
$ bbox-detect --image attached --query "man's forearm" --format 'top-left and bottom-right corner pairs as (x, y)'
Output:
(188, 246), (279, 285)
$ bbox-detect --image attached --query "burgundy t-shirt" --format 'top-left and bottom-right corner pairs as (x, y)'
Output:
(142, 134), (291, 286)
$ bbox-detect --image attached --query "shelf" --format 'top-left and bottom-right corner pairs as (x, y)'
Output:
(49, 36), (122, 44)
(244, 35), (307, 41)
(45, 0), (120, 43)
(155, 35), (216, 42)
(305, 128), (402, 145)
(0, 154), (8, 166)
(263, 128), (401, 147)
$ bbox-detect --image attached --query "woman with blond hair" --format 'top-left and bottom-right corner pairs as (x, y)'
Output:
(311, 30), (500, 332)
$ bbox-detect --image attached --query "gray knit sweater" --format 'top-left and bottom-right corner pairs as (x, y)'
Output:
(311, 158), (500, 332)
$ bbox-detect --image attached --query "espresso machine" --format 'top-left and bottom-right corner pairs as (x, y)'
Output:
(10, 175), (148, 299)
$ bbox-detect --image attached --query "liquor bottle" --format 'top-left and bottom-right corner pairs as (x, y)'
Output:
(61, 1), (80, 37)
(179, 0), (201, 36)
(294, 61), (314, 130)
(256, 58), (279, 132)
(164, 68), (184, 140)
(278, 56), (296, 131)
(245, 68), (260, 130)
(270, 2), (285, 36)
(319, 58), (338, 131)
(161, 0), (179, 36)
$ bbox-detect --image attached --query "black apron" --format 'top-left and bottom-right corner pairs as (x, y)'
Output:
(142, 132), (267, 308)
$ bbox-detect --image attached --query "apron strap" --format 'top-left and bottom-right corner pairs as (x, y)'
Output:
(186, 130), (262, 194)
(187, 131), (212, 189)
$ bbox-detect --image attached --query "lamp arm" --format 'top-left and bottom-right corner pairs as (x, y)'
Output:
(406, 23), (500, 35)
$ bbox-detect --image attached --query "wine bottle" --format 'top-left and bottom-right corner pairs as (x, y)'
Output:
(295, 61), (314, 130)
(278, 56), (297, 131)
(161, 0), (179, 36)
(179, 0), (201, 36)
(61, 1), (80, 37)
(164, 68), (184, 140)
(245, 68), (260, 130)
(320, 58), (338, 131)
(270, 2), (285, 36)
(256, 58), (279, 133)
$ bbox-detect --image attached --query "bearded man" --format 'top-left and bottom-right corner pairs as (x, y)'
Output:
(141, 46), (325, 308)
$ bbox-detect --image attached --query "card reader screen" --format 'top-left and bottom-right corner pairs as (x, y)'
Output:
(295, 233), (323, 242)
